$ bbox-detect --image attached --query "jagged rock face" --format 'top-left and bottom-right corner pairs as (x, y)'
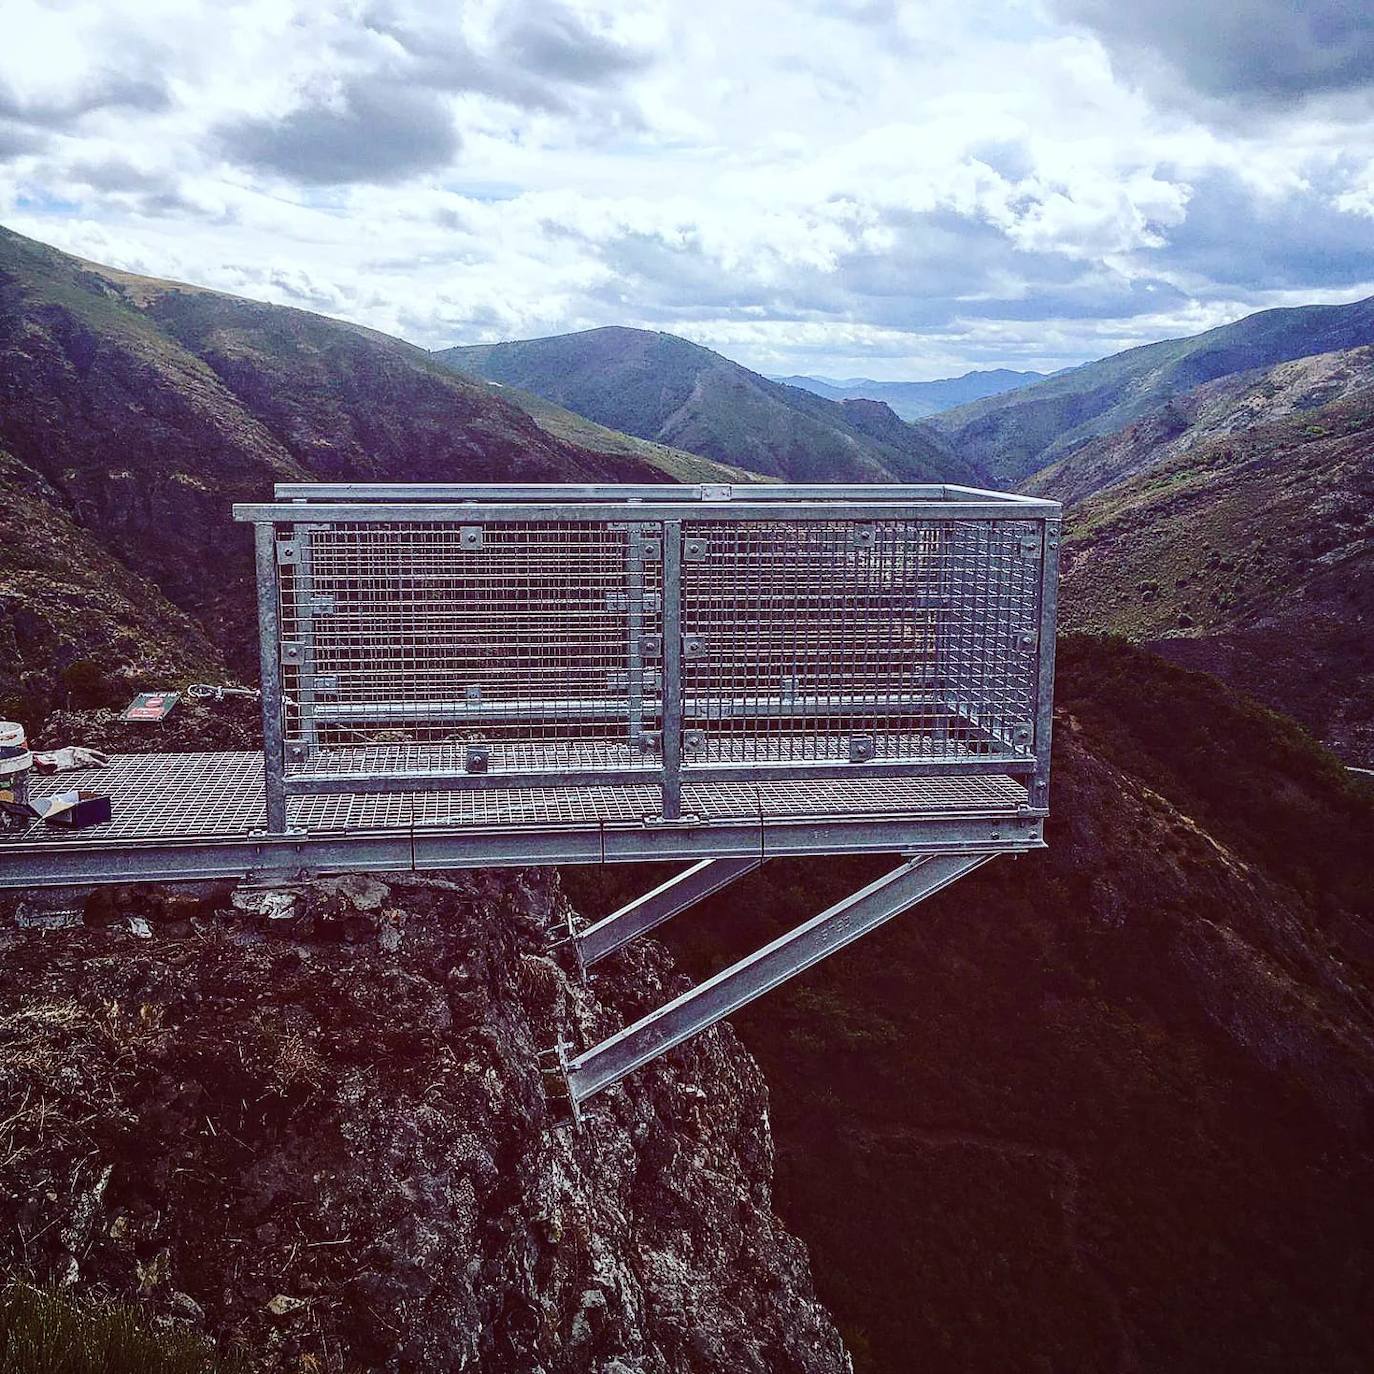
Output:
(0, 870), (850, 1374)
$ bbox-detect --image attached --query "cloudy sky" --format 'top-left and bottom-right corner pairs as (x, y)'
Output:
(3, 0), (1373, 380)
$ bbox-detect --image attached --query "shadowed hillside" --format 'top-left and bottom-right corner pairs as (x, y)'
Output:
(435, 326), (974, 484)
(566, 636), (1374, 1374)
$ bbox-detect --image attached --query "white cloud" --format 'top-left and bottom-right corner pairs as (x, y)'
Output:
(1, 0), (1372, 379)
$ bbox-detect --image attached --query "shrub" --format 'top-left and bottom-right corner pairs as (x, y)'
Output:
(0, 1281), (242, 1374)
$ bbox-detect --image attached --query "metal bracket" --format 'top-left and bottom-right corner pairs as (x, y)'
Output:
(465, 685), (482, 703)
(642, 634), (663, 659)
(700, 484), (733, 501)
(610, 669), (662, 691)
(281, 642), (303, 665)
(1019, 534), (1040, 558)
(538, 1041), (582, 1128)
(465, 745), (489, 773)
(849, 734), (876, 762)
(275, 539), (300, 564)
(460, 525), (484, 550)
(851, 523), (876, 550)
(683, 537), (709, 561)
(682, 634), (706, 658)
(683, 728), (706, 755)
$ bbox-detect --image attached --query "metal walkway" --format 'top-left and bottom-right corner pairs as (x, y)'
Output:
(0, 749), (1040, 887)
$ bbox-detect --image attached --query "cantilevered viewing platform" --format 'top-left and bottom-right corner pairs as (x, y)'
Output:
(3, 482), (1060, 1109)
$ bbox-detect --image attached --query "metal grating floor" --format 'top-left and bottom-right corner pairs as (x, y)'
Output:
(0, 751), (1029, 849)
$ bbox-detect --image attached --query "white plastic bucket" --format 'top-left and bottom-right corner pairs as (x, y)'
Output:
(0, 721), (32, 808)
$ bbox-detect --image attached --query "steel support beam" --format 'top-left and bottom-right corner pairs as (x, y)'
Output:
(578, 856), (762, 968)
(0, 813), (1041, 891)
(562, 851), (994, 1108)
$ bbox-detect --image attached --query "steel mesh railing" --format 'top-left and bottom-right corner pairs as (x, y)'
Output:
(276, 520), (663, 771)
(238, 485), (1059, 829)
(678, 518), (1039, 765)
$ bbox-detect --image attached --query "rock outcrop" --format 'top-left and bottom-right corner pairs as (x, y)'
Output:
(0, 869), (850, 1374)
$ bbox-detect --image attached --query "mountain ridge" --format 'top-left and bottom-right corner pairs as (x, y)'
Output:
(435, 325), (976, 484)
(0, 225), (675, 721)
(930, 294), (1374, 484)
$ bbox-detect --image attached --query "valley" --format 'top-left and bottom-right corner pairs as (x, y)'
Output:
(1, 223), (1371, 1374)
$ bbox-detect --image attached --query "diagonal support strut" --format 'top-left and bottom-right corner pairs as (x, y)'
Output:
(577, 856), (762, 969)
(562, 850), (995, 1110)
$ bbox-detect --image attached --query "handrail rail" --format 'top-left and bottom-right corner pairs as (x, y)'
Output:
(266, 480), (1054, 506)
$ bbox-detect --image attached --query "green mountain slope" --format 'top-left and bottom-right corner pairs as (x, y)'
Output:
(0, 226), (679, 719)
(435, 326), (975, 483)
(1056, 383), (1374, 761)
(484, 381), (763, 483)
(567, 636), (1374, 1374)
(1026, 345), (1374, 506)
(931, 296), (1374, 484)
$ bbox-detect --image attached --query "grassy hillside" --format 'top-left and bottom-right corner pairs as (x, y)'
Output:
(484, 382), (763, 483)
(436, 326), (975, 483)
(931, 296), (1374, 484)
(1056, 384), (1374, 761)
(1027, 345), (1374, 506)
(0, 226), (678, 721)
(566, 636), (1374, 1374)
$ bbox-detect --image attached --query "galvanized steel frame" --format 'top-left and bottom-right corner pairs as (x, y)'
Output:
(233, 483), (1061, 837)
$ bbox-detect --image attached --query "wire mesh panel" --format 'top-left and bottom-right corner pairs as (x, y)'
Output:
(939, 519), (1042, 755)
(679, 518), (1042, 767)
(276, 520), (663, 775)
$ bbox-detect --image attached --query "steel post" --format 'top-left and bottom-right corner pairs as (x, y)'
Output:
(254, 523), (287, 833)
(660, 520), (683, 820)
(1032, 517), (1061, 812)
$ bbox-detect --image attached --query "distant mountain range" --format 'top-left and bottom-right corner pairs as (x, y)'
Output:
(770, 368), (1047, 420)
(931, 294), (1374, 485)
(435, 327), (975, 485)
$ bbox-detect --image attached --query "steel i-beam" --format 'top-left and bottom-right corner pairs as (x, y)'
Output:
(577, 857), (762, 968)
(562, 850), (994, 1109)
